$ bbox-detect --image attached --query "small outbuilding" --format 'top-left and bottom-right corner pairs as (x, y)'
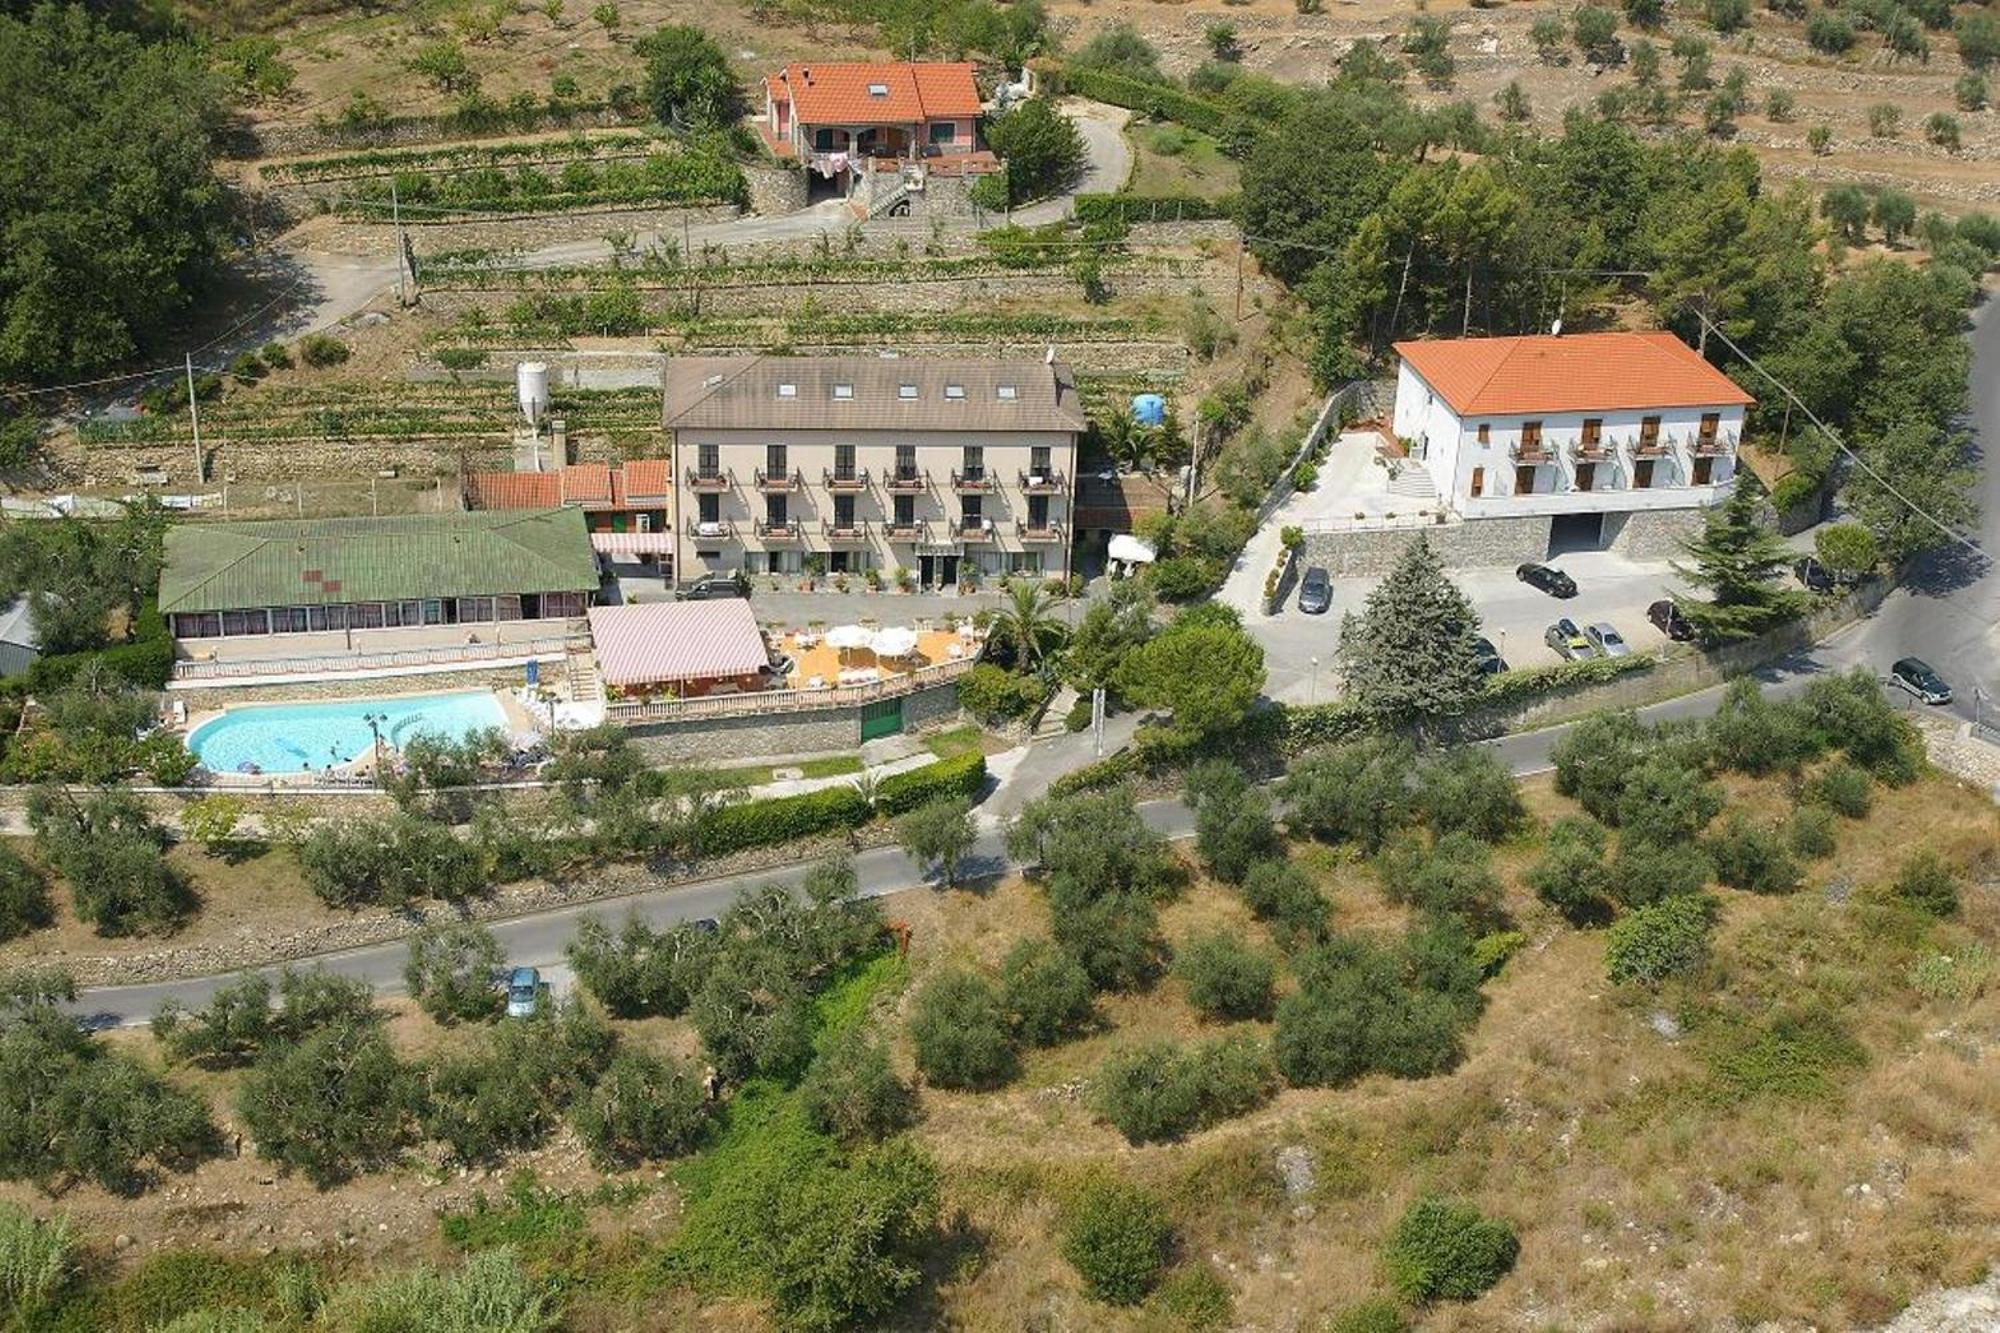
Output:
(586, 599), (772, 698)
(0, 597), (40, 678)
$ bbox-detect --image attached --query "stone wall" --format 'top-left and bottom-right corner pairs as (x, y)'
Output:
(626, 682), (962, 762)
(743, 163), (809, 216)
(1605, 508), (1704, 559)
(174, 665), (534, 708)
(1301, 515), (1551, 576)
(402, 204), (741, 258)
(235, 107), (643, 160)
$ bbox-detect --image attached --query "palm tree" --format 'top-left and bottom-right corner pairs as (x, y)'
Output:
(990, 581), (1067, 672)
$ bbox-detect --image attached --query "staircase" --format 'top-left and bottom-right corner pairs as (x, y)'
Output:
(1034, 685), (1079, 739)
(562, 647), (600, 706)
(1387, 465), (1439, 501)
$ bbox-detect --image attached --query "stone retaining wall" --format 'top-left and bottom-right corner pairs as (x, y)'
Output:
(743, 163), (809, 215)
(627, 682), (963, 762)
(1604, 508), (1704, 559)
(172, 665), (533, 708)
(1301, 515), (1550, 576)
(401, 204), (742, 257)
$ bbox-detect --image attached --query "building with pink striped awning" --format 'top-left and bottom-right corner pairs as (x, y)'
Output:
(586, 599), (771, 696)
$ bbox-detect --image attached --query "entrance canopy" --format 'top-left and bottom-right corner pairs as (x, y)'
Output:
(586, 600), (768, 690)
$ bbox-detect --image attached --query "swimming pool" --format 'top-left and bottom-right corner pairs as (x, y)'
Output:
(187, 690), (512, 776)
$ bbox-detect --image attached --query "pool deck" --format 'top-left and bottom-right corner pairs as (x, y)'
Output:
(183, 687), (540, 788)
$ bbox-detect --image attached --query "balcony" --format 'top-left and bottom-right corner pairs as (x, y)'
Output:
(1018, 469), (1067, 495)
(821, 519), (870, 544)
(1510, 437), (1552, 464)
(685, 467), (734, 492)
(1693, 430), (1736, 458)
(1016, 520), (1065, 544)
(956, 517), (996, 543)
(951, 469), (997, 494)
(822, 468), (871, 493)
(1631, 432), (1670, 458)
(686, 516), (735, 540)
(753, 467), (803, 493)
(883, 468), (930, 494)
(755, 518), (803, 540)
(883, 517), (930, 541)
(1572, 434), (1612, 462)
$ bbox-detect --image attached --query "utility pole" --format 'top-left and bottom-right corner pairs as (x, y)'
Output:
(185, 353), (204, 485)
(1233, 239), (1245, 320)
(681, 211), (692, 260)
(391, 176), (413, 306)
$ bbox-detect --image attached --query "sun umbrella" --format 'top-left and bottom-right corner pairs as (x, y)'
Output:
(870, 626), (919, 659)
(825, 623), (873, 665)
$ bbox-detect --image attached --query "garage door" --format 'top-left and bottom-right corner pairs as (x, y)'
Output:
(860, 697), (903, 742)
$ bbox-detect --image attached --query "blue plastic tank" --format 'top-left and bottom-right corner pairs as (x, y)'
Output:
(1131, 393), (1166, 426)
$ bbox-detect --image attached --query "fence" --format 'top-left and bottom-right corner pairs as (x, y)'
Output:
(1250, 379), (1379, 527)
(603, 657), (975, 724)
(169, 631), (586, 682)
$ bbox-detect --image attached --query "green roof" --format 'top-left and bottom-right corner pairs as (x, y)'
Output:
(158, 509), (599, 615)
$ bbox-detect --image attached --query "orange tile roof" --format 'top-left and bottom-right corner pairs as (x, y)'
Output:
(464, 471), (560, 510)
(621, 459), (672, 498)
(559, 464), (613, 504)
(1393, 332), (1754, 417)
(768, 62), (980, 126)
(466, 462), (672, 513)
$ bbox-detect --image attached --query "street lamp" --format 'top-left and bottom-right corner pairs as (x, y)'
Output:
(1309, 655), (1319, 706)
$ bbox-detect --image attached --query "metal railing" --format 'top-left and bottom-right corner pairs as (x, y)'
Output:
(822, 468), (870, 492)
(753, 467), (803, 492)
(1018, 469), (1067, 493)
(684, 467), (734, 491)
(755, 518), (803, 539)
(687, 516), (736, 538)
(883, 468), (929, 493)
(951, 470), (996, 493)
(604, 656), (978, 723)
(1015, 520), (1065, 543)
(821, 519), (870, 542)
(171, 630), (586, 681)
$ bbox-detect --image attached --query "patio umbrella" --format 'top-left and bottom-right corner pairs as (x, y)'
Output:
(825, 623), (873, 665)
(870, 626), (919, 660)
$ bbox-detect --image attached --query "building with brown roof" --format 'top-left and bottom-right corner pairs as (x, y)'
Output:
(463, 461), (674, 567)
(759, 62), (997, 203)
(1389, 331), (1752, 544)
(664, 355), (1085, 591)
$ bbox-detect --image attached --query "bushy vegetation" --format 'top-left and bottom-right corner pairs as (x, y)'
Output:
(1091, 1035), (1278, 1144)
(1275, 921), (1484, 1086)
(1060, 1176), (1173, 1305)
(27, 785), (192, 935)
(572, 1048), (712, 1169)
(909, 967), (1016, 1090)
(1008, 788), (1177, 991)
(998, 936), (1096, 1046)
(1174, 932), (1275, 1020)
(403, 920), (505, 1024)
(1383, 1196), (1520, 1302)
(1605, 893), (1718, 985)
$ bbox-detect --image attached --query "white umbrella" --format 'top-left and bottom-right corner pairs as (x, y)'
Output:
(870, 626), (919, 659)
(824, 624), (873, 650)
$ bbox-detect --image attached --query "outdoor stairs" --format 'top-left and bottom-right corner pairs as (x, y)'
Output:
(1034, 685), (1079, 739)
(563, 647), (600, 705)
(1387, 466), (1439, 501)
(866, 181), (915, 221)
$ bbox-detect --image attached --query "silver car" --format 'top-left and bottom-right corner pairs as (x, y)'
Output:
(1585, 622), (1632, 658)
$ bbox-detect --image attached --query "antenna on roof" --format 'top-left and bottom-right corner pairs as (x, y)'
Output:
(1550, 318), (1563, 337)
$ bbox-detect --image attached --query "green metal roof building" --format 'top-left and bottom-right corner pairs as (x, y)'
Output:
(160, 509), (600, 639)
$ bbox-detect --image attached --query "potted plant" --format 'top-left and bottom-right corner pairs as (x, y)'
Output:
(834, 573), (850, 593)
(866, 568), (883, 592)
(895, 565), (915, 593)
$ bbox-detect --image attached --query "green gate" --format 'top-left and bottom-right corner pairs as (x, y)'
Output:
(859, 697), (903, 742)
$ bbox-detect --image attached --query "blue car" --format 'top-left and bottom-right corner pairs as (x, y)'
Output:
(505, 966), (543, 1019)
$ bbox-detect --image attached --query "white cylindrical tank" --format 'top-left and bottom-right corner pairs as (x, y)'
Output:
(517, 362), (550, 424)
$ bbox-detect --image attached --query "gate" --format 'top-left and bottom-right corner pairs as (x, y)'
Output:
(859, 697), (903, 742)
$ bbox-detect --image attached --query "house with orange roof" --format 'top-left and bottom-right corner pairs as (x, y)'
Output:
(759, 62), (998, 206)
(463, 461), (674, 570)
(1389, 330), (1753, 550)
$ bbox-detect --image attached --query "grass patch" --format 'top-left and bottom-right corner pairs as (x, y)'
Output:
(1698, 1005), (1870, 1104)
(1127, 123), (1241, 201)
(924, 725), (986, 761)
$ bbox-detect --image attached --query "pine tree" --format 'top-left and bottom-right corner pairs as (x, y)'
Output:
(1336, 534), (1488, 726)
(1671, 481), (1804, 643)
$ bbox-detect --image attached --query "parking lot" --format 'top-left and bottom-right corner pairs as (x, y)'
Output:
(1250, 551), (1690, 704)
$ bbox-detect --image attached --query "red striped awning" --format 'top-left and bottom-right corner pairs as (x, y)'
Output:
(587, 599), (769, 687)
(591, 532), (675, 555)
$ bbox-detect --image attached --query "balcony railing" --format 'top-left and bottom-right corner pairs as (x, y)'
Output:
(1511, 438), (1551, 464)
(883, 517), (929, 541)
(1018, 469), (1066, 494)
(951, 470), (996, 494)
(884, 468), (929, 494)
(957, 517), (996, 543)
(1016, 520), (1065, 543)
(1572, 435), (1612, 461)
(1692, 430), (1736, 457)
(1631, 432), (1670, 458)
(823, 468), (870, 493)
(755, 518), (803, 540)
(753, 467), (803, 493)
(821, 519), (870, 544)
(685, 467), (733, 492)
(686, 516), (735, 539)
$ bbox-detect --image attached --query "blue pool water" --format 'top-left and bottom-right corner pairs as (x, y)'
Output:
(187, 690), (511, 775)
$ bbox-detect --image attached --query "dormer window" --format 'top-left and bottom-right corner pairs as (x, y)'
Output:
(777, 383), (797, 398)
(833, 383), (854, 400)
(996, 384), (1018, 401)
(898, 384), (918, 400)
(944, 384), (966, 400)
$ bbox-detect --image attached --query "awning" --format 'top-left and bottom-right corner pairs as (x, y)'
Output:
(1108, 534), (1157, 565)
(586, 600), (769, 687)
(591, 532), (675, 555)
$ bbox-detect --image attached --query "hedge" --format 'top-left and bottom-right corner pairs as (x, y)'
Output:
(693, 785), (870, 857)
(1074, 193), (1237, 225)
(875, 751), (987, 817)
(1480, 653), (1655, 707)
(1060, 66), (1262, 150)
(1049, 748), (1145, 799)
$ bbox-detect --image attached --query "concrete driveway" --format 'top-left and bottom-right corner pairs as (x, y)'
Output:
(1250, 550), (1688, 703)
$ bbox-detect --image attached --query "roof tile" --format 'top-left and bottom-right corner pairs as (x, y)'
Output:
(663, 355), (1086, 433)
(769, 62), (980, 125)
(1393, 331), (1754, 417)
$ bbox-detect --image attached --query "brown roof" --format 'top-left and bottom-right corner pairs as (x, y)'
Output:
(1393, 332), (1754, 417)
(663, 356), (1087, 434)
(465, 462), (674, 512)
(767, 62), (980, 124)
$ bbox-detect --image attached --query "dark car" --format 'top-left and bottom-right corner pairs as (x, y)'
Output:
(1545, 617), (1594, 660)
(1517, 562), (1578, 598)
(1298, 566), (1332, 615)
(1473, 636), (1506, 675)
(1647, 599), (1694, 642)
(1890, 656), (1953, 705)
(677, 572), (750, 601)
(1794, 556), (1835, 593)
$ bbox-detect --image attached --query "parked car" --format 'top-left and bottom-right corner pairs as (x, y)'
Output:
(1517, 562), (1578, 598)
(1545, 617), (1594, 660)
(1473, 636), (1506, 675)
(1889, 657), (1953, 705)
(1298, 566), (1332, 615)
(1794, 556), (1835, 593)
(678, 572), (750, 601)
(1585, 622), (1633, 658)
(505, 966), (544, 1020)
(1647, 599), (1694, 642)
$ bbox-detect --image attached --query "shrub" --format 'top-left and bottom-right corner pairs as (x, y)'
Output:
(26, 786), (192, 937)
(1061, 1177), (1173, 1305)
(1765, 88), (1797, 121)
(418, 1045), (564, 1165)
(956, 663), (1046, 722)
(1413, 746), (1526, 843)
(1608, 837), (1712, 907)
(1706, 813), (1803, 894)
(0, 845), (51, 943)
(297, 813), (486, 908)
(909, 968), (1015, 1089)
(572, 1048), (711, 1168)
(1056, 890), (1168, 992)
(1275, 926), (1480, 1086)
(238, 1024), (416, 1187)
(1550, 711), (1654, 822)
(1706, 679), (1819, 775)
(1706, 0), (1749, 30)
(800, 1030), (915, 1144)
(1239, 859), (1329, 944)
(693, 784), (869, 857)
(1604, 893), (1717, 985)
(1378, 831), (1503, 925)
(317, 1248), (551, 1332)
(875, 750), (987, 815)
(1147, 1265), (1233, 1330)
(1788, 803), (1839, 859)
(999, 936), (1095, 1045)
(1803, 759), (1873, 817)
(763, 1140), (943, 1332)
(1867, 102), (1902, 137)
(0, 1202), (74, 1316)
(404, 920), (504, 1024)
(1893, 850), (1959, 918)
(566, 912), (714, 1018)
(1528, 817), (1614, 925)
(1472, 930), (1525, 978)
(1280, 735), (1415, 851)
(1616, 758), (1722, 846)
(1956, 72), (1990, 110)
(297, 334), (350, 367)
(1327, 1300), (1411, 1333)
(1806, 9), (1854, 52)
(1924, 112), (1961, 151)
(1175, 932), (1275, 1021)
(1573, 4), (1621, 60)
(1383, 1196), (1520, 1303)
(1187, 760), (1281, 884)
(1092, 1035), (1277, 1145)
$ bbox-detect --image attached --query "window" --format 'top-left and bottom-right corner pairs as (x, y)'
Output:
(897, 383), (918, 400)
(766, 443), (787, 476)
(1028, 495), (1050, 528)
(273, 607), (309, 633)
(931, 121), (956, 144)
(1521, 421), (1544, 453)
(1693, 456), (1714, 485)
(944, 383), (965, 400)
(1699, 412), (1720, 443)
(1477, 423), (1490, 445)
(1634, 459), (1656, 489)
(867, 82), (889, 96)
(1515, 465), (1537, 495)
(1581, 418), (1602, 450)
(459, 597), (494, 622)
(1640, 416), (1661, 450)
(496, 595), (522, 621)
(1575, 463), (1596, 492)
(894, 494), (915, 527)
(813, 128), (835, 151)
(962, 446), (984, 481)
(777, 382), (797, 398)
(996, 384), (1017, 401)
(895, 444), (916, 480)
(1031, 445), (1051, 477)
(834, 443), (857, 480)
(698, 443), (719, 476)
(1469, 467), (1485, 498)
(351, 603), (384, 629)
(834, 495), (856, 527)
(962, 495), (984, 524)
(1008, 551), (1044, 575)
(699, 493), (720, 524)
(766, 494), (788, 526)
(833, 383), (853, 400)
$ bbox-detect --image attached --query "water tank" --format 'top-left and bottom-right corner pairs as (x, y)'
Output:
(1131, 393), (1166, 427)
(516, 362), (550, 425)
